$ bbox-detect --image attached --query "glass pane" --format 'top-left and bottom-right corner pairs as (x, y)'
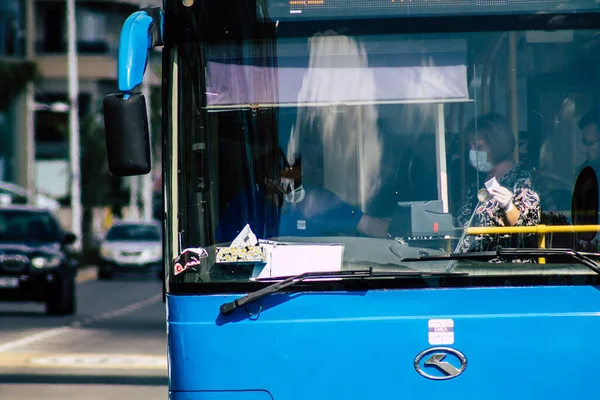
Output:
(169, 21), (600, 286)
(205, 37), (469, 107)
(267, 0), (600, 20)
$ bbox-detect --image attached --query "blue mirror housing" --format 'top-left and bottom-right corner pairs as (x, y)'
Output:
(118, 10), (155, 93)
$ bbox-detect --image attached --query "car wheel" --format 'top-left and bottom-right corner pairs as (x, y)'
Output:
(46, 277), (76, 316)
(98, 269), (113, 280)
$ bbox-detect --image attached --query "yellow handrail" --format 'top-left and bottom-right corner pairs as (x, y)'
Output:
(466, 225), (600, 235)
(464, 224), (600, 264)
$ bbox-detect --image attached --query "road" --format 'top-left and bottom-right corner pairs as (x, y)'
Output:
(0, 268), (168, 399)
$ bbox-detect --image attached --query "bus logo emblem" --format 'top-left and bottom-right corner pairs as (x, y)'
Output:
(414, 347), (467, 380)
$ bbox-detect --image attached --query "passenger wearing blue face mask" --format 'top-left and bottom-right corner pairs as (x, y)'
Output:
(454, 113), (541, 253)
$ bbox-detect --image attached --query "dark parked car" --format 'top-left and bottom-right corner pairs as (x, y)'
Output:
(0, 205), (78, 315)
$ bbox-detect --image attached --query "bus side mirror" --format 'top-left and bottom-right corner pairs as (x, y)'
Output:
(101, 8), (163, 177)
(103, 92), (151, 176)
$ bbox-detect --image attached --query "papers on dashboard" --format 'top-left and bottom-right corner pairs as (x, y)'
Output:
(251, 240), (344, 279)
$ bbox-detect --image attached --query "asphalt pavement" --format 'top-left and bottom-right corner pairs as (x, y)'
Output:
(0, 267), (168, 399)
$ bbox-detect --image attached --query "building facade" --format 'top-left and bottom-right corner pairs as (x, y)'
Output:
(34, 0), (161, 201)
(0, 0), (30, 187)
(1, 0), (161, 240)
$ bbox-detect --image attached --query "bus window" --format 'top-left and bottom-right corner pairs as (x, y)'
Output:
(165, 21), (600, 284)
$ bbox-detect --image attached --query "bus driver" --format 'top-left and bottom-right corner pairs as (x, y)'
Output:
(214, 151), (390, 243)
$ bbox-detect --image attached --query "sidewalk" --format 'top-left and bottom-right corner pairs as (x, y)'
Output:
(76, 265), (98, 283)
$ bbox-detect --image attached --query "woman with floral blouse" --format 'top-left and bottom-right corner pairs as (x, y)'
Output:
(454, 113), (541, 253)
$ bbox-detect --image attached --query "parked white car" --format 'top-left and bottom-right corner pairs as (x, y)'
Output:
(98, 220), (163, 280)
(0, 181), (60, 212)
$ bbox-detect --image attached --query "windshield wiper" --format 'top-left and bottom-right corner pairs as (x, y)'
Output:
(497, 248), (600, 275)
(400, 252), (497, 262)
(401, 248), (600, 275)
(219, 269), (466, 315)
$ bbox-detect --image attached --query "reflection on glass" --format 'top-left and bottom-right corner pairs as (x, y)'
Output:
(292, 31), (383, 211)
(105, 225), (161, 242)
(171, 20), (600, 284)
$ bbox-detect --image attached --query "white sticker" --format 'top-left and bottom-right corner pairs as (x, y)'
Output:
(428, 319), (454, 345)
(297, 220), (307, 230)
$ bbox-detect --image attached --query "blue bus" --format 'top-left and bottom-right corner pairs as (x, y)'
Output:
(104, 0), (600, 398)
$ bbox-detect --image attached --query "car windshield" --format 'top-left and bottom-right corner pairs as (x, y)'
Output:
(0, 210), (60, 243)
(165, 1), (600, 288)
(105, 225), (161, 242)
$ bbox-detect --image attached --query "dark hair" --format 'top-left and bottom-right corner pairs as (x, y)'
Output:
(465, 113), (515, 164)
(578, 111), (599, 130)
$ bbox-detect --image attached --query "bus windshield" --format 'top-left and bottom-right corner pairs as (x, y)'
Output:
(265, 0), (599, 19)
(165, 0), (600, 289)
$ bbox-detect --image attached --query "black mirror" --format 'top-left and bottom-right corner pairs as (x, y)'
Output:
(103, 92), (151, 176)
(571, 166), (599, 241)
(63, 232), (77, 245)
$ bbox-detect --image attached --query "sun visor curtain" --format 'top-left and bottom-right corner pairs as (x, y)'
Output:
(204, 38), (469, 107)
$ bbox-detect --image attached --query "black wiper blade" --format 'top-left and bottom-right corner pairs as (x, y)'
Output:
(401, 247), (600, 275)
(400, 251), (497, 262)
(497, 248), (600, 275)
(219, 269), (466, 315)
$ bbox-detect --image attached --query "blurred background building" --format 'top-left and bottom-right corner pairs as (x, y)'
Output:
(0, 0), (162, 255)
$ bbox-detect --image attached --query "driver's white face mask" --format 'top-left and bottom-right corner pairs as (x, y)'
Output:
(281, 177), (305, 203)
(469, 149), (493, 172)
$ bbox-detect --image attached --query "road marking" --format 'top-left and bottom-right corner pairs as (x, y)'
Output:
(70, 293), (162, 328)
(0, 353), (167, 370)
(76, 266), (98, 283)
(0, 294), (163, 353)
(31, 354), (167, 369)
(0, 327), (73, 353)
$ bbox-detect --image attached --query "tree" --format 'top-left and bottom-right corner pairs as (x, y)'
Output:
(79, 112), (128, 256)
(0, 60), (38, 112)
(79, 71), (161, 254)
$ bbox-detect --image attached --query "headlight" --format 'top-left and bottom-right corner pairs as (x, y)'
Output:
(32, 256), (61, 269)
(100, 247), (114, 259)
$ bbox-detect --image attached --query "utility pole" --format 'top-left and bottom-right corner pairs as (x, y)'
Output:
(67, 0), (82, 250)
(129, 176), (140, 220)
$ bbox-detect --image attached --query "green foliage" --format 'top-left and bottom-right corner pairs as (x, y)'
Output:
(79, 113), (128, 254)
(80, 114), (109, 207)
(0, 61), (39, 111)
(80, 113), (128, 208)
